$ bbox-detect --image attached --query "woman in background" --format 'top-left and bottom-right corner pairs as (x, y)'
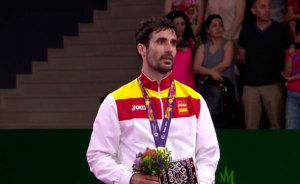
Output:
(282, 25), (300, 129)
(166, 10), (196, 89)
(286, 0), (300, 41)
(202, 0), (245, 41)
(193, 14), (236, 128)
(164, 0), (205, 36)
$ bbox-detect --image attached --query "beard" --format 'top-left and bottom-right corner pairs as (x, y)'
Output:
(146, 53), (174, 74)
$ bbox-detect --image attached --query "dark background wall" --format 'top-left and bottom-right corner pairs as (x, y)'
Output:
(0, 0), (107, 88)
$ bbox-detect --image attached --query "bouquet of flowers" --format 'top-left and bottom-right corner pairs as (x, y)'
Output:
(132, 147), (172, 177)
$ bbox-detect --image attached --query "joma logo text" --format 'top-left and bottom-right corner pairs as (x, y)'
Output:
(131, 105), (146, 111)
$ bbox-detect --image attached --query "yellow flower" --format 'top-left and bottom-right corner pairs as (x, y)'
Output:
(156, 147), (171, 160)
(156, 147), (166, 152)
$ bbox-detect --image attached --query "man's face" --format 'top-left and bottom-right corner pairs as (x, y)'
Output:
(144, 29), (177, 74)
(251, 0), (271, 22)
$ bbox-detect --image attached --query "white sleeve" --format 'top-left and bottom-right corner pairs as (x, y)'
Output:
(195, 97), (220, 184)
(86, 94), (132, 184)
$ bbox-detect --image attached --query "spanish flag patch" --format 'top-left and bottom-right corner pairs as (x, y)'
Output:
(177, 99), (189, 115)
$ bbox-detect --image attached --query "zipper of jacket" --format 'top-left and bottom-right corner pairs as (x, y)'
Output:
(157, 82), (164, 121)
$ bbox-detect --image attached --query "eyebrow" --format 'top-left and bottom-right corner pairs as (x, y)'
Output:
(156, 37), (167, 42)
(156, 37), (177, 41)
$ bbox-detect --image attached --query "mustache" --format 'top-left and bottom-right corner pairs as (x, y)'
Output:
(160, 54), (174, 60)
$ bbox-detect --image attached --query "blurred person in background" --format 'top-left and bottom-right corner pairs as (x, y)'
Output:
(166, 10), (196, 89)
(238, 0), (291, 129)
(282, 25), (300, 129)
(202, 0), (246, 41)
(194, 14), (237, 128)
(270, 0), (286, 23)
(164, 0), (205, 36)
(285, 0), (300, 41)
(201, 0), (246, 113)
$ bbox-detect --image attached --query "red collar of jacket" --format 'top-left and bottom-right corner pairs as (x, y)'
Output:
(141, 72), (173, 91)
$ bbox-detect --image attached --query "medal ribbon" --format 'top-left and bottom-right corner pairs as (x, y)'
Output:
(138, 75), (176, 147)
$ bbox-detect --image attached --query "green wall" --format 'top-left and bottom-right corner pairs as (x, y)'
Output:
(0, 130), (299, 184)
(215, 130), (300, 184)
(0, 130), (98, 184)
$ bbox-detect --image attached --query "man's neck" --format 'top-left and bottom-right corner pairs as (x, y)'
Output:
(141, 69), (170, 83)
(256, 19), (272, 30)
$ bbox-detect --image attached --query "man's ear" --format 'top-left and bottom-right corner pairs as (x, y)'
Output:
(137, 43), (146, 58)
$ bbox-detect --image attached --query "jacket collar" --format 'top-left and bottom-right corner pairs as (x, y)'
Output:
(141, 72), (173, 91)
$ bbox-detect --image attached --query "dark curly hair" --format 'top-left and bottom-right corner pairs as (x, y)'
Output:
(136, 16), (175, 52)
(165, 10), (195, 41)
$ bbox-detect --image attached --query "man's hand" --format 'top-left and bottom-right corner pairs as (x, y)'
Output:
(130, 174), (160, 184)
